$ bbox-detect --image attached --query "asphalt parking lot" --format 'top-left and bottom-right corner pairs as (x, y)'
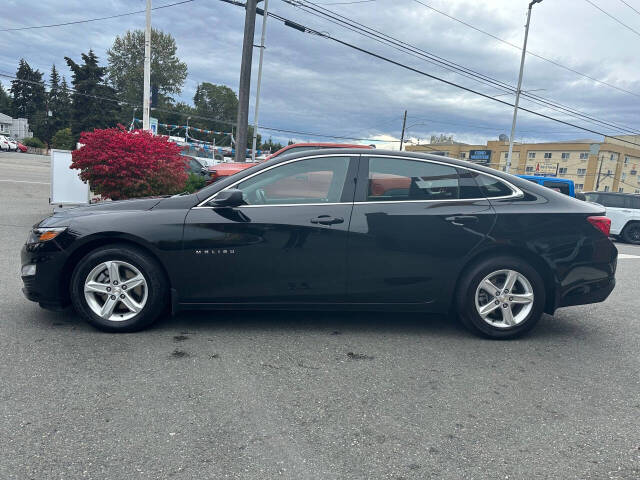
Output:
(1, 152), (638, 480)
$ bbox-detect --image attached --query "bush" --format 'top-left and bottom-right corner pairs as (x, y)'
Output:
(51, 128), (75, 150)
(71, 125), (187, 200)
(22, 137), (45, 148)
(184, 172), (206, 193)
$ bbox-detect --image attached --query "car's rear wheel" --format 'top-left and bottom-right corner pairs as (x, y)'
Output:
(456, 256), (546, 339)
(70, 245), (167, 332)
(622, 222), (640, 245)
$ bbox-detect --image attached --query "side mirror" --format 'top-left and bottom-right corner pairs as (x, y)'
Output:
(575, 192), (586, 201)
(208, 188), (244, 208)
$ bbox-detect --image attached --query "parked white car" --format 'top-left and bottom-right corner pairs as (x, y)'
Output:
(584, 191), (640, 244)
(0, 135), (18, 151)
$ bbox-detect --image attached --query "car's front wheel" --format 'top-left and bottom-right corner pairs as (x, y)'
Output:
(456, 256), (546, 339)
(70, 244), (167, 332)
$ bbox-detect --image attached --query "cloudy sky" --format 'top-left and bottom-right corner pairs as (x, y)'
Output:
(2, 0), (639, 148)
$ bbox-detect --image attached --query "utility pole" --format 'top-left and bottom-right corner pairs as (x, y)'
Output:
(142, 0), (152, 131)
(595, 155), (604, 191)
(235, 0), (258, 162)
(399, 110), (407, 151)
(506, 0), (542, 173)
(185, 116), (190, 141)
(251, 0), (269, 162)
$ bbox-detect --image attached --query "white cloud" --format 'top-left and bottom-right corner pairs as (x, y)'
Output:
(3, 0), (639, 146)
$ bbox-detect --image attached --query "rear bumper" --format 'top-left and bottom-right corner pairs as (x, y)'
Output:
(557, 276), (615, 308)
(554, 238), (617, 310)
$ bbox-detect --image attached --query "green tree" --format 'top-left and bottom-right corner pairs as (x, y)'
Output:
(46, 65), (71, 140)
(51, 127), (75, 150)
(107, 28), (187, 108)
(191, 82), (237, 144)
(193, 82), (237, 122)
(0, 81), (11, 114)
(65, 50), (120, 140)
(60, 76), (72, 120)
(10, 59), (47, 139)
(10, 59), (46, 119)
(260, 137), (284, 153)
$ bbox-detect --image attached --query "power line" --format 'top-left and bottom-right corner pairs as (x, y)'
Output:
(315, 0), (376, 4)
(288, 0), (640, 136)
(584, 0), (640, 38)
(0, 0), (196, 33)
(258, 7), (640, 149)
(411, 0), (640, 100)
(405, 115), (604, 135)
(619, 0), (640, 16)
(0, 72), (399, 144)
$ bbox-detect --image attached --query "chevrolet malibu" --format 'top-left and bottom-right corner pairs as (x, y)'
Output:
(21, 150), (617, 338)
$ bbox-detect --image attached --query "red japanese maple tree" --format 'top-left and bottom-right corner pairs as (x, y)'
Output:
(71, 126), (187, 200)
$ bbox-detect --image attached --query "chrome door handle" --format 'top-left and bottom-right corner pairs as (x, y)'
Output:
(445, 215), (478, 226)
(311, 215), (344, 225)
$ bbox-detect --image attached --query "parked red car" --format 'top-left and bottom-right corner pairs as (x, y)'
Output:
(204, 143), (373, 184)
(17, 142), (27, 153)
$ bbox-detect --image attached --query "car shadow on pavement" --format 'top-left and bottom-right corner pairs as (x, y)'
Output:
(156, 309), (466, 337)
(32, 306), (594, 342)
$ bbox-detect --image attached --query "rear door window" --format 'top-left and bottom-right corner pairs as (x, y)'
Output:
(366, 157), (459, 201)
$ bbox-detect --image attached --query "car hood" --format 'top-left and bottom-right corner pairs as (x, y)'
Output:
(37, 197), (165, 227)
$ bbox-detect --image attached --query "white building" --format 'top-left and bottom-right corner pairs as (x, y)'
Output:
(0, 112), (33, 140)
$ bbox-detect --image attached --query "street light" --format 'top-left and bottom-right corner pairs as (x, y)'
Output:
(505, 0), (543, 174)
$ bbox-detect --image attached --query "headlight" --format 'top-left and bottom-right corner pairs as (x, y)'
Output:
(27, 227), (67, 244)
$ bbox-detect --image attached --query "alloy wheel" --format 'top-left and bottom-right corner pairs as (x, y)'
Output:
(84, 260), (148, 321)
(474, 269), (534, 329)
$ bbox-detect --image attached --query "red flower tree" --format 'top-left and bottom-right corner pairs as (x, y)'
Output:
(71, 126), (187, 200)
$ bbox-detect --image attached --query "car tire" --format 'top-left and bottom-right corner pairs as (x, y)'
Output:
(622, 222), (640, 245)
(70, 244), (168, 332)
(456, 256), (546, 339)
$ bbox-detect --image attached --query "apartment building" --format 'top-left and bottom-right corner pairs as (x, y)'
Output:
(406, 136), (640, 193)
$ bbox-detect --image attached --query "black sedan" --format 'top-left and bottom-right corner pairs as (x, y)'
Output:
(21, 150), (617, 338)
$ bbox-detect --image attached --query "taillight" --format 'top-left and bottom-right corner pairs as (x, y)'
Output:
(587, 216), (611, 236)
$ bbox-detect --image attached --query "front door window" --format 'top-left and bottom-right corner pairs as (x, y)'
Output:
(235, 156), (351, 205)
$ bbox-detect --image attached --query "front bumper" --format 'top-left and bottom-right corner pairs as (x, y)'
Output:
(21, 240), (71, 309)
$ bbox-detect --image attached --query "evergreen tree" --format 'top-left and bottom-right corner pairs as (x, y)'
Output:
(60, 76), (72, 124)
(0, 81), (12, 114)
(46, 65), (72, 140)
(65, 50), (120, 139)
(10, 59), (47, 139)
